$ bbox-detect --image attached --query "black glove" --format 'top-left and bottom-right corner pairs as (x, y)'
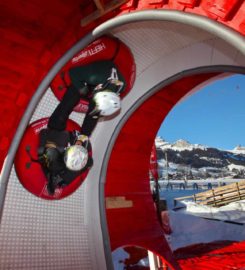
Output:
(44, 147), (65, 172)
(46, 172), (65, 195)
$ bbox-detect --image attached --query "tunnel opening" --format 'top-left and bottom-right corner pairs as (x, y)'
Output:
(105, 67), (245, 269)
(149, 73), (245, 260)
(156, 73), (245, 183)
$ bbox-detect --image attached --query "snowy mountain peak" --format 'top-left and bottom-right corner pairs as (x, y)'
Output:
(173, 139), (191, 148)
(155, 137), (206, 151)
(231, 145), (245, 155)
(155, 136), (169, 148)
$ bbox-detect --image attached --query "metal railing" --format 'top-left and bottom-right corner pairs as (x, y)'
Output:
(174, 180), (245, 207)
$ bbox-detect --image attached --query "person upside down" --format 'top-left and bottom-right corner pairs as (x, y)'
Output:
(38, 60), (125, 195)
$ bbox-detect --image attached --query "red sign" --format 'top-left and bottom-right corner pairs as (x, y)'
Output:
(149, 143), (159, 181)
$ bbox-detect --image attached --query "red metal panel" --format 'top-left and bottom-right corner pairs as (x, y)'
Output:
(177, 0), (198, 8)
(137, 0), (165, 9)
(203, 0), (244, 21)
(120, 0), (245, 34)
(166, 0), (186, 10)
(120, 0), (139, 10)
(149, 0), (165, 4)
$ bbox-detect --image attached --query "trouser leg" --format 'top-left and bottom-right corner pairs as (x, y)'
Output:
(48, 85), (81, 131)
(80, 100), (100, 137)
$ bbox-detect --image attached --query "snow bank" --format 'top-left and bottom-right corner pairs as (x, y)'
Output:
(182, 200), (245, 223)
(167, 210), (245, 251)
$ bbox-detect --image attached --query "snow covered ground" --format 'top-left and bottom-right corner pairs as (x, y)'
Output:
(162, 187), (245, 251)
(112, 247), (149, 270)
(182, 199), (245, 223)
(167, 207), (245, 251)
(112, 185), (245, 267)
(112, 248), (130, 270)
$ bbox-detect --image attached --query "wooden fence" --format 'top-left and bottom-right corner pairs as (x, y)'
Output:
(174, 180), (245, 207)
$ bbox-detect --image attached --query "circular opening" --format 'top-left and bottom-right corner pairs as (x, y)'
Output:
(149, 73), (245, 259)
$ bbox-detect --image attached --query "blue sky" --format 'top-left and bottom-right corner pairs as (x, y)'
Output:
(157, 74), (245, 150)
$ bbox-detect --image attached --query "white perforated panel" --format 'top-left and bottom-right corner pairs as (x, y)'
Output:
(0, 91), (92, 270)
(111, 21), (217, 76)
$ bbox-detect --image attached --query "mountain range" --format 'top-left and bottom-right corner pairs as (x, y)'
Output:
(155, 137), (245, 180)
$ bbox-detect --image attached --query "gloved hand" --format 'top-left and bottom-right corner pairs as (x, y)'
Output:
(47, 172), (65, 195)
(76, 134), (89, 144)
(44, 147), (64, 171)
